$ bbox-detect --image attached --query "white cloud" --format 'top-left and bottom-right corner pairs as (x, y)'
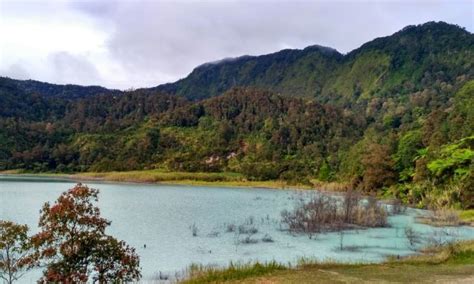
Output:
(0, 0), (472, 89)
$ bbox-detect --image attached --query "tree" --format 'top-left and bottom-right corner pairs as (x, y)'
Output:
(31, 184), (141, 283)
(361, 143), (396, 191)
(394, 130), (423, 181)
(0, 221), (33, 284)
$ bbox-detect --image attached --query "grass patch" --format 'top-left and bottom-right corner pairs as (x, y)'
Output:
(459, 210), (474, 224)
(69, 170), (312, 189)
(181, 261), (286, 284)
(0, 170), (315, 189)
(416, 208), (467, 227)
(0, 169), (22, 174)
(75, 170), (243, 183)
(397, 240), (474, 265)
(180, 240), (474, 283)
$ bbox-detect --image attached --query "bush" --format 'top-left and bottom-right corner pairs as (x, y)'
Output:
(281, 192), (388, 235)
(226, 224), (236, 233)
(238, 225), (258, 235)
(261, 234), (274, 243)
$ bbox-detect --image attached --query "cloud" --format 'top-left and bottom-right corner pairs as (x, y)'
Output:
(48, 52), (102, 85)
(2, 63), (30, 80)
(0, 0), (472, 89)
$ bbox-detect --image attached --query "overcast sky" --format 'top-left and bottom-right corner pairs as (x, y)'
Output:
(0, 0), (472, 89)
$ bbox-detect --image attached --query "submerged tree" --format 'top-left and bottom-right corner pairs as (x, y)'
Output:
(0, 221), (34, 284)
(31, 183), (141, 283)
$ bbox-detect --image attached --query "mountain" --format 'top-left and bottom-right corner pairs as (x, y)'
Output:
(0, 77), (118, 100)
(0, 21), (473, 208)
(153, 45), (342, 100)
(2, 22), (472, 104)
(155, 21), (473, 104)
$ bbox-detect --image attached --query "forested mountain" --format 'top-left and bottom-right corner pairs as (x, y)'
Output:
(154, 45), (342, 100)
(0, 21), (473, 208)
(0, 77), (118, 99)
(155, 22), (473, 103)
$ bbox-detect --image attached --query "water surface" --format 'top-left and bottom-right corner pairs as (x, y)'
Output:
(1, 175), (473, 282)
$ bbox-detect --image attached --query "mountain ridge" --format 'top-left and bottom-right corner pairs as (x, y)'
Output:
(0, 21), (472, 208)
(3, 21), (471, 102)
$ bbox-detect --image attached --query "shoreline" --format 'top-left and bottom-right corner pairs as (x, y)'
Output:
(182, 240), (474, 283)
(0, 170), (314, 191)
(2, 171), (473, 226)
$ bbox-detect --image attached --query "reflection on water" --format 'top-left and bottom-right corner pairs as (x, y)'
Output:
(1, 175), (473, 282)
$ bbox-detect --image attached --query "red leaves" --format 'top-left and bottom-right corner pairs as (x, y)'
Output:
(32, 183), (141, 282)
(41, 269), (88, 284)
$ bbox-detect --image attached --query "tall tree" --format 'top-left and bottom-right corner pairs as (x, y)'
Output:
(31, 184), (141, 283)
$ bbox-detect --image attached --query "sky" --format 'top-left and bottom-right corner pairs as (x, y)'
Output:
(0, 0), (472, 90)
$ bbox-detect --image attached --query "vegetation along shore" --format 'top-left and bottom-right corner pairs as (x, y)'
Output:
(181, 240), (474, 283)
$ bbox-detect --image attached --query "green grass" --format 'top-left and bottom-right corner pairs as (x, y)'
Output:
(69, 170), (313, 189)
(1, 169), (315, 190)
(459, 210), (474, 224)
(181, 261), (286, 284)
(75, 170), (243, 183)
(180, 240), (474, 283)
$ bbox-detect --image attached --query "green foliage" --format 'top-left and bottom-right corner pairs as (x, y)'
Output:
(449, 80), (474, 139)
(317, 161), (332, 181)
(0, 22), (473, 208)
(427, 136), (474, 180)
(324, 51), (390, 101)
(394, 130), (423, 181)
(0, 221), (34, 284)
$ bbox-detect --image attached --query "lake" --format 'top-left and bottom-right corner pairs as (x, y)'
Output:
(1, 175), (474, 282)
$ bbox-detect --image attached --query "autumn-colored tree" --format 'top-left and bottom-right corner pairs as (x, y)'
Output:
(361, 143), (396, 192)
(0, 221), (34, 284)
(31, 184), (141, 283)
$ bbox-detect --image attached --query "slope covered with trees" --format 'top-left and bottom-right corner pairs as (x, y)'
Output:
(0, 22), (472, 209)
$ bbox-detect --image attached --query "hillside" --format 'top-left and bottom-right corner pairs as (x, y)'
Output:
(0, 76), (118, 99)
(0, 21), (473, 209)
(155, 22), (473, 104)
(154, 45), (342, 100)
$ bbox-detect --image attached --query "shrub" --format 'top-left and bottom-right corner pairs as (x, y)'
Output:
(226, 224), (236, 233)
(261, 234), (274, 243)
(405, 226), (421, 248)
(238, 225), (258, 235)
(281, 193), (388, 235)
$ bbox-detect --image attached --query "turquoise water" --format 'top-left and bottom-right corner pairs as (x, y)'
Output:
(1, 175), (473, 282)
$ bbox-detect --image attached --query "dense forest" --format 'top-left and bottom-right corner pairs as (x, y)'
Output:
(0, 22), (473, 209)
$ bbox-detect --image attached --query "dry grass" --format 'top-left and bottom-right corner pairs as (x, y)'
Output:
(181, 240), (474, 283)
(69, 170), (314, 189)
(417, 208), (467, 227)
(180, 261), (286, 284)
(0, 169), (22, 174)
(310, 179), (350, 192)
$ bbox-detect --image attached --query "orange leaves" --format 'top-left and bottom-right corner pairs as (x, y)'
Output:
(42, 247), (56, 258)
(32, 183), (141, 282)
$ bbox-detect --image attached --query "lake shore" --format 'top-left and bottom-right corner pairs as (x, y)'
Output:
(0, 169), (315, 190)
(2, 173), (474, 282)
(181, 240), (474, 283)
(2, 170), (473, 226)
